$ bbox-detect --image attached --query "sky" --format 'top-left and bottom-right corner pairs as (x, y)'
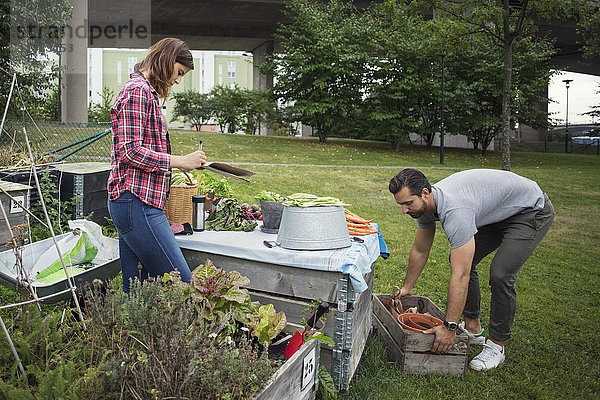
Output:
(548, 70), (600, 126)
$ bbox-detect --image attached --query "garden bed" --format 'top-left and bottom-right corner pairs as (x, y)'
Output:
(254, 339), (320, 400)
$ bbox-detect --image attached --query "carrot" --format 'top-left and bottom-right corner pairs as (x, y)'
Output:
(345, 214), (373, 224)
(348, 227), (378, 234)
(347, 222), (371, 228)
(349, 230), (377, 236)
(344, 208), (357, 216)
(349, 231), (371, 236)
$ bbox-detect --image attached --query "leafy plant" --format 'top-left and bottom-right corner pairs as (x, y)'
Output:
(198, 170), (234, 198)
(205, 198), (258, 232)
(87, 87), (115, 123)
(178, 259), (258, 331)
(247, 304), (287, 347)
(171, 169), (234, 199)
(254, 190), (285, 202)
(29, 169), (79, 241)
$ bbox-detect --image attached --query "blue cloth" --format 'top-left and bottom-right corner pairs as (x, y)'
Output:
(372, 223), (390, 260)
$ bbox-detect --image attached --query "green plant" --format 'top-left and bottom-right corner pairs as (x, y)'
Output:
(254, 190), (285, 202)
(171, 169), (234, 198)
(101, 216), (118, 239)
(29, 169), (79, 241)
(205, 198), (258, 232)
(0, 258), (290, 399)
(247, 304), (287, 347)
(78, 273), (278, 399)
(87, 87), (115, 123)
(198, 170), (234, 198)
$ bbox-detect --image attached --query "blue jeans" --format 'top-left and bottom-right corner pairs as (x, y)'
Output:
(108, 191), (191, 292)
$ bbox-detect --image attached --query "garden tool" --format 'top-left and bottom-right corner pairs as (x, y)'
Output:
(197, 140), (255, 182)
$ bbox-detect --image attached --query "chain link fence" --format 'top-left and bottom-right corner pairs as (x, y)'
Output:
(0, 120), (112, 166)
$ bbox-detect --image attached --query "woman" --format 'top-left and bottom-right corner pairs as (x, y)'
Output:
(107, 37), (206, 292)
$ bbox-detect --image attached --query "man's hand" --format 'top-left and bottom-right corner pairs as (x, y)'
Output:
(399, 286), (413, 297)
(425, 325), (456, 354)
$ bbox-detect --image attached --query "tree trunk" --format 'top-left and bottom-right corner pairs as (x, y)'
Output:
(501, 1), (513, 171)
(317, 122), (327, 143)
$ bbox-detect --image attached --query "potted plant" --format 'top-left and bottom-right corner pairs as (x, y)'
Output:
(254, 191), (286, 233)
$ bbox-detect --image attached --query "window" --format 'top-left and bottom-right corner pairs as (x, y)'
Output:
(117, 60), (122, 84)
(227, 60), (236, 78)
(227, 82), (235, 89)
(128, 56), (138, 75)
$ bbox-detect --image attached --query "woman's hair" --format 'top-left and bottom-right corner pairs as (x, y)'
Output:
(389, 168), (432, 195)
(135, 37), (194, 98)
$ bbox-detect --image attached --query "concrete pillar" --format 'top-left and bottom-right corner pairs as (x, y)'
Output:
(252, 41), (274, 136)
(252, 40), (274, 91)
(60, 0), (88, 123)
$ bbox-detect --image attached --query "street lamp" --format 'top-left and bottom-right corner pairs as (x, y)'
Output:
(440, 54), (445, 165)
(563, 79), (573, 153)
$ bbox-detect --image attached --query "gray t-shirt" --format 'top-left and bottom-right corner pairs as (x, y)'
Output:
(417, 169), (544, 249)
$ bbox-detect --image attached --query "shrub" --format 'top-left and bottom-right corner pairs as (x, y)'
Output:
(0, 262), (284, 399)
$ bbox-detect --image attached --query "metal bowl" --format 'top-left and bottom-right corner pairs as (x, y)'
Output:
(276, 206), (351, 250)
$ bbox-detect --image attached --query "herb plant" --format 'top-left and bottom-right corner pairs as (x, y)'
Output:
(0, 260), (288, 399)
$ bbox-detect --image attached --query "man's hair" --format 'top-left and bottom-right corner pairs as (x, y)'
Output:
(389, 168), (431, 195)
(135, 37), (194, 98)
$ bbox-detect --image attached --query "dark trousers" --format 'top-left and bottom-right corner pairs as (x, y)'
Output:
(462, 193), (555, 341)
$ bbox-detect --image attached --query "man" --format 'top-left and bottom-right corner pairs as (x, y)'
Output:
(389, 168), (554, 371)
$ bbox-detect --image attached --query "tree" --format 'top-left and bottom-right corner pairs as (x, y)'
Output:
(578, 5), (600, 60)
(578, 5), (600, 123)
(172, 90), (213, 129)
(88, 87), (115, 123)
(209, 85), (245, 133)
(240, 88), (275, 135)
(263, 0), (367, 142)
(422, 0), (574, 170)
(0, 0), (71, 119)
(444, 34), (555, 153)
(360, 1), (438, 149)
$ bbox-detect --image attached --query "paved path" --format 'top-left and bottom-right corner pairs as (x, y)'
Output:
(225, 162), (459, 169)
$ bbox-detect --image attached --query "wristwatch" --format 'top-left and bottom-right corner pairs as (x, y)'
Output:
(443, 320), (458, 331)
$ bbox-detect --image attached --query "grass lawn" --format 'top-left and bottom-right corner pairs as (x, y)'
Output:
(170, 131), (599, 399)
(1, 130), (599, 399)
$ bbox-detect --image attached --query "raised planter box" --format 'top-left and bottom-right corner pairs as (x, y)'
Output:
(181, 248), (373, 391)
(54, 162), (111, 225)
(253, 339), (320, 400)
(0, 180), (31, 252)
(0, 233), (120, 303)
(372, 294), (469, 376)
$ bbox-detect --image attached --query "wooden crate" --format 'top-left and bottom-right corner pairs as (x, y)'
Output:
(372, 294), (469, 376)
(181, 248), (374, 391)
(253, 339), (320, 400)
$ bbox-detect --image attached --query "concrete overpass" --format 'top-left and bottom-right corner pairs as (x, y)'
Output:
(61, 0), (598, 122)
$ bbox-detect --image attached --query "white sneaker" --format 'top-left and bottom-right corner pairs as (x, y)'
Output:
(459, 321), (486, 345)
(469, 340), (505, 371)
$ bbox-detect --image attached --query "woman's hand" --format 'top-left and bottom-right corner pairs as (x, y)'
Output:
(170, 150), (206, 172)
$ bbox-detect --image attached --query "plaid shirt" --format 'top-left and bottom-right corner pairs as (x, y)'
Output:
(108, 73), (172, 209)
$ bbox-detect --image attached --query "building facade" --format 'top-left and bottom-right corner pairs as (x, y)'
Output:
(88, 48), (254, 128)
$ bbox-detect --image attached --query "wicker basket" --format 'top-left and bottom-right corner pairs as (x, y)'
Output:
(165, 184), (198, 224)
